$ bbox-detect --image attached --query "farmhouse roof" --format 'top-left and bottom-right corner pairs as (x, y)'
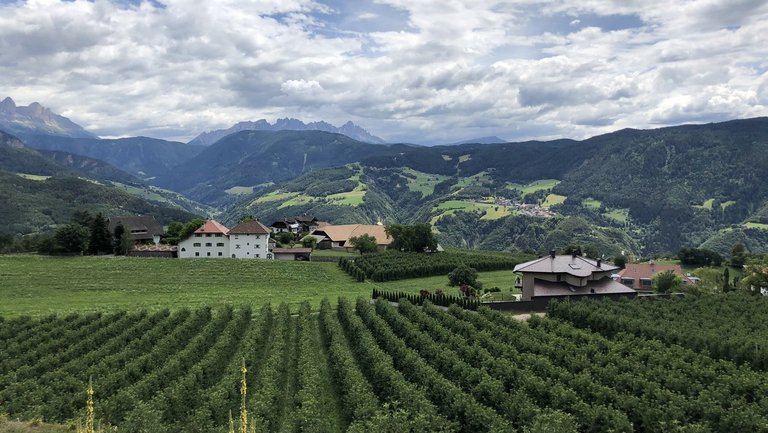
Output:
(513, 254), (618, 278)
(108, 215), (163, 241)
(229, 220), (271, 235)
(194, 219), (230, 235)
(617, 263), (696, 288)
(312, 224), (391, 245)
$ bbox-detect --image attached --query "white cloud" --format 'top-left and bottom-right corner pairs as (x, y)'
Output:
(0, 0), (766, 143)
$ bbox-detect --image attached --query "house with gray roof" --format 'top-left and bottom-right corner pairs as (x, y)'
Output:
(514, 250), (636, 301)
(108, 215), (164, 244)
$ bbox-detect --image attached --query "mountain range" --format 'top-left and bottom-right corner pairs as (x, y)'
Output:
(2, 96), (768, 256)
(188, 118), (387, 146)
(0, 97), (96, 139)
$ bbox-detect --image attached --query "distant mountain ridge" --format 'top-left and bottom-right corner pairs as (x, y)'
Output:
(0, 97), (96, 139)
(448, 136), (508, 145)
(189, 118), (386, 146)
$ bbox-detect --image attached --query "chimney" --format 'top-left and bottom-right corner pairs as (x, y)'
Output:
(596, 258), (602, 268)
(549, 250), (556, 259)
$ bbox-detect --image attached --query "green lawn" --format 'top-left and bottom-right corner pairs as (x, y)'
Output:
(0, 255), (522, 317)
(0, 255), (371, 317)
(371, 269), (521, 301)
(312, 249), (359, 257)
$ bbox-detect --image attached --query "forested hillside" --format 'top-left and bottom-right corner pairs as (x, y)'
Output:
(155, 130), (398, 205)
(225, 118), (768, 256)
(0, 131), (202, 234)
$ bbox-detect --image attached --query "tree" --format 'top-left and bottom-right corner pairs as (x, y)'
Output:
(448, 264), (482, 289)
(276, 232), (295, 247)
(178, 218), (206, 243)
(525, 410), (578, 433)
(722, 267), (731, 292)
(54, 223), (89, 254)
(731, 243), (746, 268)
(741, 256), (768, 295)
(561, 245), (582, 256)
(652, 270), (682, 293)
(385, 224), (438, 253)
(70, 209), (94, 229)
(349, 234), (378, 255)
(88, 212), (112, 255)
(301, 235), (318, 249)
(163, 222), (185, 244)
(113, 223), (132, 256)
(613, 254), (627, 269)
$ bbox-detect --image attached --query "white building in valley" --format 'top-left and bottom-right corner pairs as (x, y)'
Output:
(228, 220), (272, 259)
(178, 219), (272, 259)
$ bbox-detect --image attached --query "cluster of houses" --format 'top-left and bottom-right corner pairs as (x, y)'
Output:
(109, 214), (392, 261)
(111, 214), (706, 302)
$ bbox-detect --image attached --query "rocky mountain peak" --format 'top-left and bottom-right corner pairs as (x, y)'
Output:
(189, 118), (386, 146)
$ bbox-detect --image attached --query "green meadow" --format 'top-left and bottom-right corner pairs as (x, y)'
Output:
(0, 255), (518, 317)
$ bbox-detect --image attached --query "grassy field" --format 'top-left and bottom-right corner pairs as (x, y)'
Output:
(431, 200), (513, 224)
(506, 179), (561, 197)
(745, 222), (768, 230)
(403, 168), (449, 197)
(224, 186), (255, 195)
(604, 208), (629, 223)
(372, 269), (520, 300)
(15, 173), (51, 181)
(0, 255), (370, 317)
(542, 193), (566, 208)
(582, 197), (602, 209)
(0, 255), (519, 317)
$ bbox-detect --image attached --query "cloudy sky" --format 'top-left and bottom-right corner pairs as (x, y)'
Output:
(1, 0), (767, 144)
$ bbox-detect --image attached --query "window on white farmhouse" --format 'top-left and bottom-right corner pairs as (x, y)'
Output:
(195, 252), (199, 256)
(207, 252), (211, 256)
(205, 243), (212, 247)
(255, 244), (260, 248)
(193, 243), (201, 247)
(218, 252), (222, 256)
(216, 243), (224, 247)
(234, 235), (239, 239)
(256, 254), (260, 258)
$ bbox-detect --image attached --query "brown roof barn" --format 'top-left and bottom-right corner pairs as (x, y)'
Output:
(311, 224), (391, 250)
(108, 215), (163, 243)
(617, 262), (697, 293)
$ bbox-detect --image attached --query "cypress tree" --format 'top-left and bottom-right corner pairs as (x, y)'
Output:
(88, 213), (112, 255)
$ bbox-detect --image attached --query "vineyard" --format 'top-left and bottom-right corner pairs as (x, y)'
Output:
(2, 296), (768, 432)
(339, 250), (533, 282)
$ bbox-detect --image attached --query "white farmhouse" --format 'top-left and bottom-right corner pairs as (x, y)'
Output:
(178, 220), (230, 258)
(178, 219), (275, 259)
(228, 220), (272, 259)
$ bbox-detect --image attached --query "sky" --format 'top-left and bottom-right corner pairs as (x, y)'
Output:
(1, 0), (767, 144)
